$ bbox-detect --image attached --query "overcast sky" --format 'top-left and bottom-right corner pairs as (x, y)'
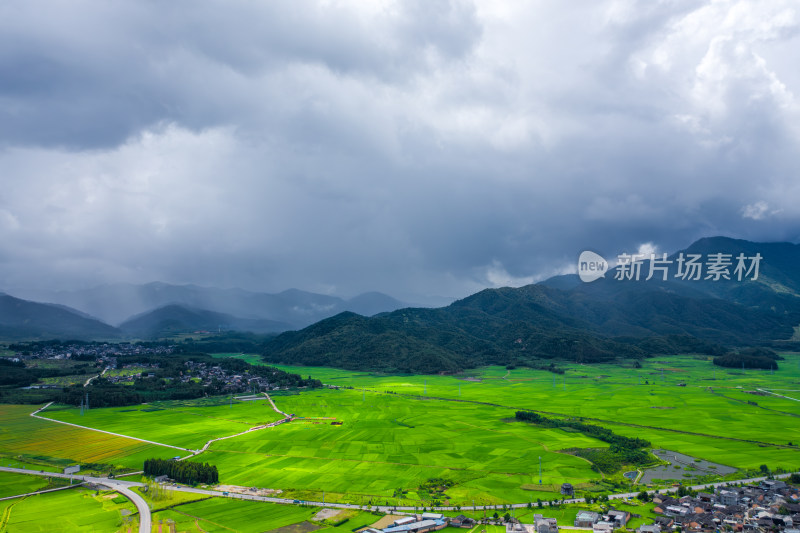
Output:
(2, 0), (799, 303)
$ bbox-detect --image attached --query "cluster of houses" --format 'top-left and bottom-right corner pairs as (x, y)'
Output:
(573, 509), (632, 532)
(643, 480), (800, 532)
(364, 479), (800, 533)
(181, 360), (284, 392)
(507, 514), (560, 533)
(562, 480), (800, 533)
(358, 512), (557, 533)
(16, 342), (174, 361)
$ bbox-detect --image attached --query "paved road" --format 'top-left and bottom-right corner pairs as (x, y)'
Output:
(0, 467), (150, 533)
(190, 392), (292, 456)
(105, 481), (151, 533)
(2, 465), (796, 515)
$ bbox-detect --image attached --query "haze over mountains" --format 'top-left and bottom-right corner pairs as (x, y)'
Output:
(0, 284), (412, 340)
(0, 293), (121, 340)
(3, 237), (800, 361)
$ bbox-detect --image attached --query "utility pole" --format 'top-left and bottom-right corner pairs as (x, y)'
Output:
(539, 456), (542, 484)
(424, 380), (427, 396)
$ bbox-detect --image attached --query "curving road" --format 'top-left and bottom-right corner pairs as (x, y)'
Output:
(103, 481), (150, 533)
(0, 467), (150, 533)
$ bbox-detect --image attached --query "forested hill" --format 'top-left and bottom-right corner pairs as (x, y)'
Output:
(263, 237), (800, 374)
(0, 293), (120, 340)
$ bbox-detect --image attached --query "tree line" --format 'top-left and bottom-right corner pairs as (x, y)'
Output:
(514, 411), (650, 449)
(713, 347), (781, 370)
(143, 458), (218, 485)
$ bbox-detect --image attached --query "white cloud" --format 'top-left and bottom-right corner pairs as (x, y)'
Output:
(485, 260), (535, 288)
(636, 242), (659, 257)
(741, 201), (781, 220)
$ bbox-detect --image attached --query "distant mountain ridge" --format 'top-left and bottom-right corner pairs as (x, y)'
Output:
(118, 304), (293, 338)
(9, 283), (411, 329)
(3, 237), (800, 352)
(543, 236), (800, 313)
(263, 236), (800, 373)
(0, 293), (120, 340)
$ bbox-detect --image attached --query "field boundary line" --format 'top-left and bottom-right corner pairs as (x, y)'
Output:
(171, 508), (237, 531)
(0, 482), (84, 501)
(197, 446), (478, 473)
(189, 392), (291, 456)
(757, 388), (800, 402)
(451, 419), (605, 479)
(30, 404), (192, 452)
(0, 495), (25, 530)
(385, 391), (797, 449)
(706, 388), (800, 418)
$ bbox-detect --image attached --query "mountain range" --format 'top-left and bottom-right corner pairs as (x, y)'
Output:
(0, 284), (411, 340)
(3, 237), (800, 362)
(261, 237), (800, 372)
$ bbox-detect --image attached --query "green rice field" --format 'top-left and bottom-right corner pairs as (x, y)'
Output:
(0, 487), (136, 532)
(203, 387), (604, 505)
(0, 471), (51, 498)
(152, 498), (378, 533)
(3, 353), (800, 515)
(0, 404), (180, 471)
(38, 395), (285, 450)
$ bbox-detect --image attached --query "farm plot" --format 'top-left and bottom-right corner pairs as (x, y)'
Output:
(272, 354), (800, 463)
(155, 498), (320, 533)
(201, 388), (604, 505)
(0, 404), (178, 470)
(0, 472), (51, 498)
(38, 396), (283, 450)
(0, 487), (135, 532)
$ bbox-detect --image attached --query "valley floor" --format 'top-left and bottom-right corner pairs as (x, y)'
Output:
(1, 354), (799, 530)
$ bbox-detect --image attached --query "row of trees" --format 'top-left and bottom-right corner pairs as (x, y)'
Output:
(713, 348), (781, 370)
(143, 458), (218, 485)
(0, 357), (89, 388)
(515, 411), (651, 449)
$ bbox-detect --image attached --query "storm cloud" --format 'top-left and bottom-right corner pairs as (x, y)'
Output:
(1, 0), (799, 302)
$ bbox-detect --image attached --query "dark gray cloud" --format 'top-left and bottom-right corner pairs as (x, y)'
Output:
(1, 0), (799, 303)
